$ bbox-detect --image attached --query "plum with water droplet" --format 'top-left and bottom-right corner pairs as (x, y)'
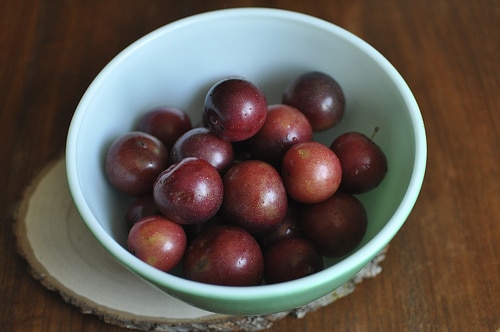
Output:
(204, 77), (268, 142)
(153, 157), (223, 225)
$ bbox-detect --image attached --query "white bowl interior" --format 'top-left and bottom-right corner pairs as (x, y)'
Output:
(66, 8), (426, 314)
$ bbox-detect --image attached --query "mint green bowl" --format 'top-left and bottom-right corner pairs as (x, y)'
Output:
(66, 8), (426, 315)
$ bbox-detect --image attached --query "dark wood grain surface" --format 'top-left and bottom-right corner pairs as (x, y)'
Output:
(1, 1), (498, 331)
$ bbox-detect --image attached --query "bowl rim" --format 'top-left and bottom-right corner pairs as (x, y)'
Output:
(66, 6), (427, 309)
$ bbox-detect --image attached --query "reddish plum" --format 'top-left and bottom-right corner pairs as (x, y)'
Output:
(105, 131), (169, 196)
(281, 141), (342, 204)
(127, 215), (187, 272)
(153, 157), (223, 225)
(248, 104), (313, 167)
(170, 127), (234, 173)
(183, 225), (264, 286)
(204, 78), (267, 142)
(222, 160), (288, 233)
(137, 106), (192, 151)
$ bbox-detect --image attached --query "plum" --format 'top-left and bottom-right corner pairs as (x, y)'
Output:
(283, 71), (345, 131)
(281, 141), (342, 204)
(222, 160), (288, 233)
(204, 77), (267, 142)
(248, 104), (313, 167)
(183, 225), (264, 286)
(263, 237), (323, 284)
(137, 106), (192, 151)
(104, 131), (169, 196)
(300, 191), (367, 257)
(127, 215), (187, 272)
(153, 157), (223, 225)
(330, 131), (388, 194)
(170, 127), (234, 173)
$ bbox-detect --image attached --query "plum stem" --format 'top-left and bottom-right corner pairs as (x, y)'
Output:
(370, 126), (380, 141)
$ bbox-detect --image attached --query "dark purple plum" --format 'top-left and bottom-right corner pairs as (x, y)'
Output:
(263, 238), (323, 284)
(330, 131), (388, 194)
(300, 191), (367, 257)
(283, 71), (345, 131)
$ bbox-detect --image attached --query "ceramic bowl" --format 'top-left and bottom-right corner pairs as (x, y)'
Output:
(66, 7), (426, 315)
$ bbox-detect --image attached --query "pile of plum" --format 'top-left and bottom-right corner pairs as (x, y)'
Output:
(104, 71), (388, 286)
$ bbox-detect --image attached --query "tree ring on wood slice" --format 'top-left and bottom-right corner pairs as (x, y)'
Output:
(13, 156), (388, 331)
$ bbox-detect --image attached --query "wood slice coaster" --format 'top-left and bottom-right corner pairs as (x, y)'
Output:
(13, 157), (388, 331)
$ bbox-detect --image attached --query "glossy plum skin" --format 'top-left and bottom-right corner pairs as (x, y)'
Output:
(105, 131), (169, 196)
(283, 71), (345, 131)
(153, 157), (223, 225)
(170, 127), (234, 173)
(222, 160), (288, 233)
(281, 141), (342, 204)
(263, 237), (324, 284)
(137, 106), (192, 151)
(300, 191), (367, 257)
(248, 104), (313, 167)
(204, 78), (268, 142)
(127, 215), (187, 272)
(183, 225), (264, 286)
(330, 131), (388, 194)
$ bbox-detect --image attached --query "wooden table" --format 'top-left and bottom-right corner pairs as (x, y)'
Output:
(1, 1), (498, 331)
